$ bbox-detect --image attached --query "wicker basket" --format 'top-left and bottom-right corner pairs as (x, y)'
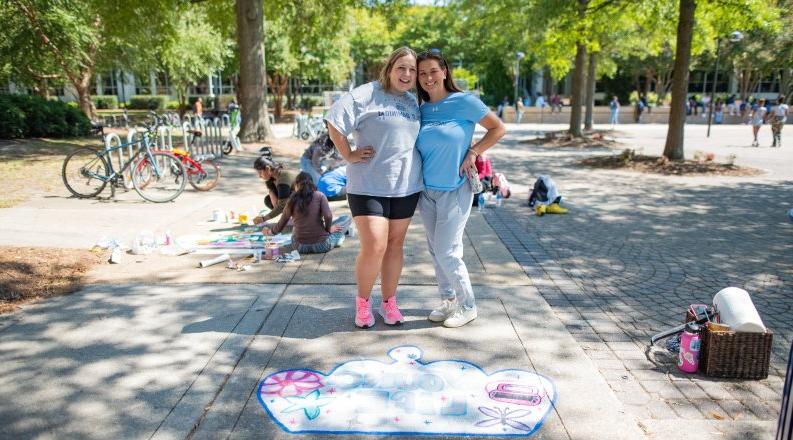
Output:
(685, 312), (773, 379)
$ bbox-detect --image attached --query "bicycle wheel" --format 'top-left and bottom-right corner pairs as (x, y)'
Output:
(132, 152), (186, 202)
(188, 159), (221, 191)
(62, 147), (109, 198)
(221, 141), (233, 155)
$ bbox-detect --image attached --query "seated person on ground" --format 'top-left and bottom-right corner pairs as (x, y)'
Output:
(253, 157), (298, 225)
(263, 172), (352, 254)
(317, 166), (347, 201)
(472, 153), (492, 207)
(300, 133), (345, 184)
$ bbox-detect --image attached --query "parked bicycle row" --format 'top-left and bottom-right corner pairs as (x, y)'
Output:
(62, 116), (227, 203)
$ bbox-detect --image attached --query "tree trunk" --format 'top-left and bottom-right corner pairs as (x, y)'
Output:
(235, 0), (274, 141)
(663, 0), (696, 161)
(584, 51), (597, 131)
(568, 0), (588, 137)
(286, 77), (294, 110)
(782, 68), (791, 104)
(569, 43), (587, 136)
(269, 72), (288, 120)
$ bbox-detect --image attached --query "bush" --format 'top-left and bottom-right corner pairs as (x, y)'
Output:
(128, 95), (169, 110)
(0, 94), (91, 139)
(298, 96), (323, 110)
(0, 95), (26, 139)
(92, 95), (118, 109)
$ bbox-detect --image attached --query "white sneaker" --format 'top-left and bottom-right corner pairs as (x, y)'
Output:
(428, 298), (458, 322)
(443, 306), (477, 328)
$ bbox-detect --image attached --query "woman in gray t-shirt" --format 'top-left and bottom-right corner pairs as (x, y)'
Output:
(325, 47), (423, 329)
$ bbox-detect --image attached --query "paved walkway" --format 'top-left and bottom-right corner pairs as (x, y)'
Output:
(481, 123), (792, 438)
(0, 123), (789, 439)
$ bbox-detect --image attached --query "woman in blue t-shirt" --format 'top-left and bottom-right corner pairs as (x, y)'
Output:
(415, 49), (505, 328)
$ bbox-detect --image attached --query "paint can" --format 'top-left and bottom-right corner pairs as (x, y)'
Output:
(265, 243), (279, 260)
(212, 209), (222, 222)
(253, 249), (262, 263)
(238, 212), (249, 224)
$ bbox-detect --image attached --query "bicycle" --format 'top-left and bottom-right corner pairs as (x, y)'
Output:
(62, 127), (187, 203)
(169, 148), (221, 191)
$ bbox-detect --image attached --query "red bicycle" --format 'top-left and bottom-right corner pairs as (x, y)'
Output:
(167, 148), (221, 191)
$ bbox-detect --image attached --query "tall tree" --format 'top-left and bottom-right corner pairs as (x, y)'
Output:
(162, 8), (231, 117)
(663, 0), (696, 160)
(4, 0), (178, 119)
(584, 51), (597, 130)
(235, 0), (274, 141)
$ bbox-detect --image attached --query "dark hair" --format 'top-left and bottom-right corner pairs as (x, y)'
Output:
(416, 49), (462, 104)
(379, 47), (418, 93)
(287, 172), (317, 215)
(253, 156), (283, 173)
(779, 95), (786, 104)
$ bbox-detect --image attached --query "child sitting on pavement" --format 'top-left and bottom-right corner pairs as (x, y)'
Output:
(263, 172), (351, 254)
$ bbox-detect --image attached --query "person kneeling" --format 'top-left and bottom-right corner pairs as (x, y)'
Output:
(263, 172), (351, 254)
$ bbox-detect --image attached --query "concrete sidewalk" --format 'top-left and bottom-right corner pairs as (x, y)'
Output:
(1, 124), (787, 439)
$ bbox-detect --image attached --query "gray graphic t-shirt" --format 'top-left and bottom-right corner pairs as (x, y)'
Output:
(324, 81), (423, 197)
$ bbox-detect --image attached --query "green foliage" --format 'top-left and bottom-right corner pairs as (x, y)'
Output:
(161, 7), (232, 96)
(0, 95), (27, 139)
(452, 67), (479, 91)
(92, 96), (118, 109)
(0, 94), (90, 139)
(128, 95), (169, 110)
(349, 8), (395, 80)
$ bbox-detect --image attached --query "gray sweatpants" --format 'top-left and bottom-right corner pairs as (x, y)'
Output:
(418, 184), (475, 309)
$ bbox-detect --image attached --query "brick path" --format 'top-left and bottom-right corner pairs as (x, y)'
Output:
(481, 127), (792, 430)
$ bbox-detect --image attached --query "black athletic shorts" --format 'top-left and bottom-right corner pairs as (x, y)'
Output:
(347, 192), (421, 220)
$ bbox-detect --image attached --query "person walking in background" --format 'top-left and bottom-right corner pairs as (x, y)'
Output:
(193, 97), (203, 119)
(325, 47), (424, 329)
(771, 95), (789, 148)
(609, 96), (620, 126)
(415, 49), (505, 328)
(634, 93), (645, 123)
(516, 96), (525, 123)
(714, 98), (724, 124)
(726, 94), (737, 116)
(497, 96), (509, 120)
(750, 98), (768, 147)
(535, 94), (546, 109)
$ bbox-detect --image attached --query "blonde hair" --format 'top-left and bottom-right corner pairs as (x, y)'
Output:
(379, 47), (417, 92)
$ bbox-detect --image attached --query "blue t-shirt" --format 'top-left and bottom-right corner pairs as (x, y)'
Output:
(416, 93), (490, 191)
(318, 166), (347, 198)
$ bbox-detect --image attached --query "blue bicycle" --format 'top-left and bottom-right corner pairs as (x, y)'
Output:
(61, 128), (187, 203)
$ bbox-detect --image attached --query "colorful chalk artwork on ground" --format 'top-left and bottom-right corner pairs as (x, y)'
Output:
(257, 346), (557, 436)
(194, 233), (291, 249)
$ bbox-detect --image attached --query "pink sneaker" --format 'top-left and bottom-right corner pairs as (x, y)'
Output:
(355, 296), (375, 328)
(379, 297), (404, 325)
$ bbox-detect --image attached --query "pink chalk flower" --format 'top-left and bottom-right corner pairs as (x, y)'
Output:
(261, 370), (323, 397)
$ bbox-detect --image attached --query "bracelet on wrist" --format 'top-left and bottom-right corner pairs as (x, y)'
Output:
(468, 148), (480, 156)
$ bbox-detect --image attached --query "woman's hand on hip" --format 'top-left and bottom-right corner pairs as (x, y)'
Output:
(347, 146), (375, 164)
(459, 150), (477, 177)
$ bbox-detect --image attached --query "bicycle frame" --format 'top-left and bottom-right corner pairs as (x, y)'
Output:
(85, 132), (161, 184)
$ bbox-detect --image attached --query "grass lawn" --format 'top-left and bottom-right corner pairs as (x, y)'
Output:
(0, 137), (99, 208)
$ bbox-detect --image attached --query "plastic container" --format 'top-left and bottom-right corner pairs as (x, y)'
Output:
(478, 193), (485, 211)
(496, 192), (503, 207)
(678, 322), (702, 373)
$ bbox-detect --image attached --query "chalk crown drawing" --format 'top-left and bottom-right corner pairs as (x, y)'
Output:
(258, 345), (557, 436)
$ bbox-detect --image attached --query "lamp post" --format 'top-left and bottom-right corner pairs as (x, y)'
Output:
(514, 51), (525, 123)
(707, 31), (743, 137)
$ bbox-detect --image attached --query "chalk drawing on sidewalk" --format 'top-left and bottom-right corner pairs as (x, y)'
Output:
(257, 345), (557, 436)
